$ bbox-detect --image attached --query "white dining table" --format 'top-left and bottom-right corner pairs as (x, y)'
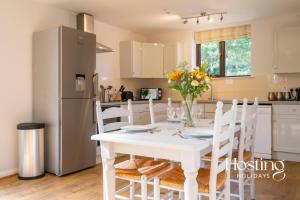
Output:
(91, 122), (240, 200)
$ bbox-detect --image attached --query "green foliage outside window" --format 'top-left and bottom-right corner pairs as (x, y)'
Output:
(201, 42), (220, 76)
(199, 38), (251, 77)
(225, 38), (251, 76)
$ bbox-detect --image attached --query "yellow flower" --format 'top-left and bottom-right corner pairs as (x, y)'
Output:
(192, 69), (206, 81)
(191, 69), (199, 76)
(168, 70), (183, 81)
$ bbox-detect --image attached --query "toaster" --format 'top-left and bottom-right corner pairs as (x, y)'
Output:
(121, 91), (134, 101)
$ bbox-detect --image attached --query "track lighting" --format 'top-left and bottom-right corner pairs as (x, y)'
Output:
(181, 12), (226, 25)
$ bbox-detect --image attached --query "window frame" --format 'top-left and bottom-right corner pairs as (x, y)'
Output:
(196, 39), (251, 78)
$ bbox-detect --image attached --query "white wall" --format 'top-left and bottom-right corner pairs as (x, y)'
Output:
(0, 0), (146, 177)
(0, 0), (76, 178)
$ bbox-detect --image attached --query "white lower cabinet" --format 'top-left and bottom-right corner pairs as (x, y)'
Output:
(273, 105), (300, 153)
(121, 104), (151, 125)
(254, 106), (272, 159)
(133, 112), (151, 125)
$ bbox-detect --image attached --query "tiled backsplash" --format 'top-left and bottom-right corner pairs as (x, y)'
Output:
(114, 74), (300, 101)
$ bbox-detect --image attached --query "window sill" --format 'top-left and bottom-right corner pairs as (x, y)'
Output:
(211, 75), (254, 80)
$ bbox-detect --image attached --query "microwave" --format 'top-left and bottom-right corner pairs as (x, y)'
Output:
(140, 88), (163, 100)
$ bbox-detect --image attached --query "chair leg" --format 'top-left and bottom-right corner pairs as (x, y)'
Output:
(141, 175), (148, 200)
(129, 181), (135, 200)
(198, 193), (202, 200)
(179, 192), (184, 200)
(154, 177), (160, 200)
(250, 168), (255, 200)
(238, 169), (245, 200)
(224, 177), (231, 200)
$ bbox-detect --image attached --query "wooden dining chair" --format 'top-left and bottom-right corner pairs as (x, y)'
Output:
(96, 99), (170, 200)
(153, 100), (238, 200)
(202, 98), (259, 200)
(230, 98), (258, 200)
(149, 98), (172, 124)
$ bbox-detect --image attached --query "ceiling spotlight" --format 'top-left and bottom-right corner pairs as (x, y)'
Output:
(163, 9), (171, 15)
(196, 17), (199, 24)
(208, 15), (213, 23)
(220, 13), (224, 21)
(183, 19), (188, 24)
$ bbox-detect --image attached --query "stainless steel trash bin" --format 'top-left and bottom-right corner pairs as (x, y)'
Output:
(17, 123), (45, 179)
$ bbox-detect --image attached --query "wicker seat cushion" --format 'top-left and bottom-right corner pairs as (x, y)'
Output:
(159, 165), (227, 193)
(115, 159), (170, 180)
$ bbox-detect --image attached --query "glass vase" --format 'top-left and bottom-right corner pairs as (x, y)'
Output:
(182, 99), (194, 127)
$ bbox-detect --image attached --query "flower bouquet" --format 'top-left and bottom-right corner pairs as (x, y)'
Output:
(167, 61), (211, 127)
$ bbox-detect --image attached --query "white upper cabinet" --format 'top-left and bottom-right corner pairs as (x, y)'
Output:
(120, 41), (182, 78)
(274, 26), (300, 73)
(120, 41), (142, 78)
(141, 43), (164, 78)
(163, 43), (183, 77)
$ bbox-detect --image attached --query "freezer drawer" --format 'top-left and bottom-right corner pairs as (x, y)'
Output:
(60, 99), (96, 175)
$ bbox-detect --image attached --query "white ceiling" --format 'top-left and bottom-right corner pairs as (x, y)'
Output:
(34, 0), (300, 34)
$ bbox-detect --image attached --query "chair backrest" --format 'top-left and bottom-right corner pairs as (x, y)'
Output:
(209, 100), (238, 199)
(96, 100), (133, 133)
(149, 98), (171, 124)
(238, 97), (259, 161)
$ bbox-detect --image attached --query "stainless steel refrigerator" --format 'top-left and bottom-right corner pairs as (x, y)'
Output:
(33, 26), (97, 176)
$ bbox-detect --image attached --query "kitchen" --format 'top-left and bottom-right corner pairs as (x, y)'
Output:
(0, 0), (300, 199)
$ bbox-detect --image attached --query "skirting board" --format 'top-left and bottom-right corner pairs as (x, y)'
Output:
(254, 152), (272, 159)
(273, 151), (300, 162)
(0, 168), (18, 178)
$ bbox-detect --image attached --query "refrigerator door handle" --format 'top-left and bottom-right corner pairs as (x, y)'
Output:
(93, 100), (97, 124)
(92, 73), (98, 124)
(92, 73), (99, 99)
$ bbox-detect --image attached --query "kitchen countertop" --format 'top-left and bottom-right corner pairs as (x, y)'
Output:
(100, 99), (300, 107)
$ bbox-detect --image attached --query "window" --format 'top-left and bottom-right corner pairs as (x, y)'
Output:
(196, 38), (251, 77)
(200, 41), (220, 75)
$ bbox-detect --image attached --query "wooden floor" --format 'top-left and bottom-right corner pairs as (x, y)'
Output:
(0, 159), (300, 200)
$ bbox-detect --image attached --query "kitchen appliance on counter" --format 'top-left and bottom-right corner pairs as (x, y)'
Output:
(268, 88), (300, 101)
(294, 87), (300, 101)
(268, 92), (276, 101)
(140, 88), (163, 100)
(121, 91), (134, 101)
(33, 26), (97, 176)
